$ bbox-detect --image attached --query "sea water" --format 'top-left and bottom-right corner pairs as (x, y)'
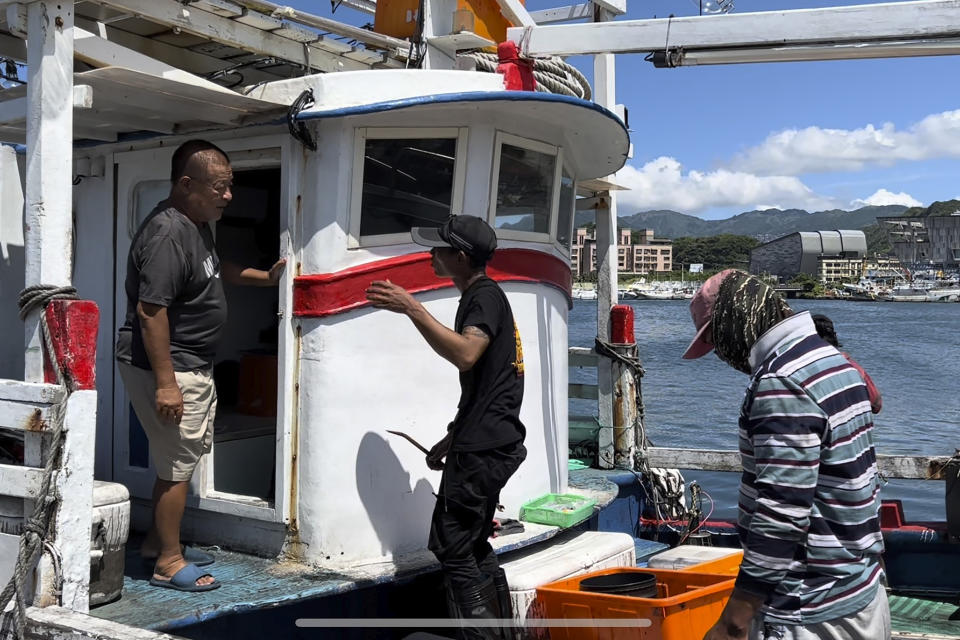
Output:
(569, 298), (960, 521)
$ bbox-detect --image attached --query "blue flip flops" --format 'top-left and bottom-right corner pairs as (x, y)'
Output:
(143, 545), (215, 568)
(149, 562), (220, 592)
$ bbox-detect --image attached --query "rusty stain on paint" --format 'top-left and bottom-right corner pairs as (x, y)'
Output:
(25, 409), (44, 432)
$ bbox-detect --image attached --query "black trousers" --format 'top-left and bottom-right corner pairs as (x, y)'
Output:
(428, 441), (526, 591)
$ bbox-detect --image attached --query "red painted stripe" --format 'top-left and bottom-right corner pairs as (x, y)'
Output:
(293, 248), (571, 318)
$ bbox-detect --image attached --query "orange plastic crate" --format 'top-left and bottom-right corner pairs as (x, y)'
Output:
(682, 550), (743, 576)
(535, 567), (735, 640)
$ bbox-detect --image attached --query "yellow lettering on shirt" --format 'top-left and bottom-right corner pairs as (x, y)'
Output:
(512, 321), (524, 376)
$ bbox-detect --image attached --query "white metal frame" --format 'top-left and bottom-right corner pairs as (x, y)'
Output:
(111, 134), (293, 524)
(348, 126), (468, 249)
(488, 131), (563, 244)
(510, 0), (960, 61)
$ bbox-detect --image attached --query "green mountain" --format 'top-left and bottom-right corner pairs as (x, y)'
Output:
(900, 199), (960, 217)
(576, 204), (910, 239)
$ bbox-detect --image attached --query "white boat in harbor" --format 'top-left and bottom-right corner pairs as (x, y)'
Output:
(636, 288), (675, 300)
(880, 285), (960, 302)
(882, 287), (931, 302)
(926, 287), (960, 302)
(572, 287), (599, 300)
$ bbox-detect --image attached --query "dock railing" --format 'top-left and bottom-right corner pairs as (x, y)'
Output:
(567, 346), (956, 481)
(0, 380), (97, 617)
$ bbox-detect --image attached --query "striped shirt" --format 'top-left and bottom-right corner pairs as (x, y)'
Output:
(735, 311), (884, 625)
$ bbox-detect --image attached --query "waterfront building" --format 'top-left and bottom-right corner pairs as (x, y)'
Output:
(571, 227), (672, 276)
(749, 230), (867, 283)
(878, 212), (960, 268)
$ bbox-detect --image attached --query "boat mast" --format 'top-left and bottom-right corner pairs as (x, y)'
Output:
(16, 0), (76, 383)
(592, 5), (620, 469)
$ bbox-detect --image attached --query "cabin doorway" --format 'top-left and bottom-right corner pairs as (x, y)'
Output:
(112, 142), (287, 524)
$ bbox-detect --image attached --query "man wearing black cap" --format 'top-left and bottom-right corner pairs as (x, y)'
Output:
(366, 215), (526, 639)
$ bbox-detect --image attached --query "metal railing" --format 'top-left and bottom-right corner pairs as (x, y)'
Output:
(0, 379), (97, 619)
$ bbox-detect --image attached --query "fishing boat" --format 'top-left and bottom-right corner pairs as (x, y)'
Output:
(881, 286), (932, 302)
(926, 287), (960, 302)
(634, 288), (674, 300)
(2, 0), (960, 639)
(573, 286), (599, 300)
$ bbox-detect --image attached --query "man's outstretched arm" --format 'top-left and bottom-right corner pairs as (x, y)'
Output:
(365, 280), (489, 371)
(222, 258), (286, 286)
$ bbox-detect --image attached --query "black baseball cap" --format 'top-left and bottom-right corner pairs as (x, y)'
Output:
(411, 215), (497, 262)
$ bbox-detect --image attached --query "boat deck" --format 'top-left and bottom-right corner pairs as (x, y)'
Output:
(89, 470), (619, 632)
(891, 594), (960, 639)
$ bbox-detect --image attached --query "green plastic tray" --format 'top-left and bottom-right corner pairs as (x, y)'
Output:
(519, 493), (597, 528)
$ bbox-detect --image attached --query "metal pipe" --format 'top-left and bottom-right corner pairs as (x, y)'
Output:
(231, 0), (409, 52)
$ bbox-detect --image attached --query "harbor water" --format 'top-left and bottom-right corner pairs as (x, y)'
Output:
(569, 298), (960, 522)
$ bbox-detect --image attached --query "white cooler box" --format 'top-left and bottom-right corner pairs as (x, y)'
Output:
(646, 544), (741, 571)
(500, 530), (635, 640)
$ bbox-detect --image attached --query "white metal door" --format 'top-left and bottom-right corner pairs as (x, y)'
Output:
(112, 138), (293, 523)
(113, 146), (176, 500)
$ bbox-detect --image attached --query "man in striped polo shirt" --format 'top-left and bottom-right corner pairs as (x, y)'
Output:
(683, 270), (889, 640)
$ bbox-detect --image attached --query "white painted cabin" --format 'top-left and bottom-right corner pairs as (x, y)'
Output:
(1, 65), (629, 568)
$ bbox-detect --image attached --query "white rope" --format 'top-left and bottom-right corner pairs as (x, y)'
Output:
(458, 51), (592, 100)
(1, 285), (76, 639)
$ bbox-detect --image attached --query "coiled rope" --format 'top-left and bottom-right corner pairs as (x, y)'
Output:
(17, 285), (78, 321)
(459, 51), (592, 100)
(1, 285), (77, 639)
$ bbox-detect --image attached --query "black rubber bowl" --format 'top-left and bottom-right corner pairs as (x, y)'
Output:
(579, 572), (658, 598)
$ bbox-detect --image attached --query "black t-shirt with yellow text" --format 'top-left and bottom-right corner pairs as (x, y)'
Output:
(451, 277), (526, 452)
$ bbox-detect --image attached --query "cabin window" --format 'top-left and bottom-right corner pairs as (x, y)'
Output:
(490, 133), (562, 243)
(350, 127), (467, 247)
(556, 167), (575, 253)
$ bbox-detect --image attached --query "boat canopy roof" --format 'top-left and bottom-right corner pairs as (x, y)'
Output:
(296, 90), (630, 180)
(0, 66), (286, 144)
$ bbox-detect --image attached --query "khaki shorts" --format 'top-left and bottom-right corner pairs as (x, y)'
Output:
(118, 362), (216, 482)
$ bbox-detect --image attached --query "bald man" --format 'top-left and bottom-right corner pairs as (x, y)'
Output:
(116, 140), (284, 592)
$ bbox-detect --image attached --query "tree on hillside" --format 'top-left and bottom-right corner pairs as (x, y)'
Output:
(862, 223), (892, 256)
(672, 234), (759, 270)
(902, 199), (960, 218)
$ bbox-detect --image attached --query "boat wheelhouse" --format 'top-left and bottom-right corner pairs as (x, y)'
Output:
(3, 0), (960, 638)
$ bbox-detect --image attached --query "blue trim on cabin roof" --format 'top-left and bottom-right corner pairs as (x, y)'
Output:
(0, 143), (26, 155)
(296, 91), (628, 135)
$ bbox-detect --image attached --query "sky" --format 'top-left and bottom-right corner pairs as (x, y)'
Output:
(290, 0), (960, 220)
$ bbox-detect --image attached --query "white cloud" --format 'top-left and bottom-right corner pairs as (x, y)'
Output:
(615, 156), (840, 214)
(730, 109), (960, 176)
(850, 189), (923, 209)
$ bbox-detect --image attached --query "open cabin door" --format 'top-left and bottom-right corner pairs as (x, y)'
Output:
(112, 139), (293, 524)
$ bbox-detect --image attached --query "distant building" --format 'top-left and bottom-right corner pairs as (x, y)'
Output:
(749, 230), (867, 283)
(863, 256), (902, 279)
(877, 213), (960, 268)
(571, 227), (673, 277)
(629, 228), (673, 274)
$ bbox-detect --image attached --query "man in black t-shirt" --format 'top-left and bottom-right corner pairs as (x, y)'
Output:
(116, 140), (284, 592)
(366, 215), (526, 639)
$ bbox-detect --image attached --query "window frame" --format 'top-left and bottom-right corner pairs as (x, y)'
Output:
(555, 163), (576, 256)
(488, 132), (563, 244)
(349, 126), (468, 249)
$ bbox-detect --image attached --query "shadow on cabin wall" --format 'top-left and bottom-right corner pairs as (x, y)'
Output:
(356, 431), (436, 558)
